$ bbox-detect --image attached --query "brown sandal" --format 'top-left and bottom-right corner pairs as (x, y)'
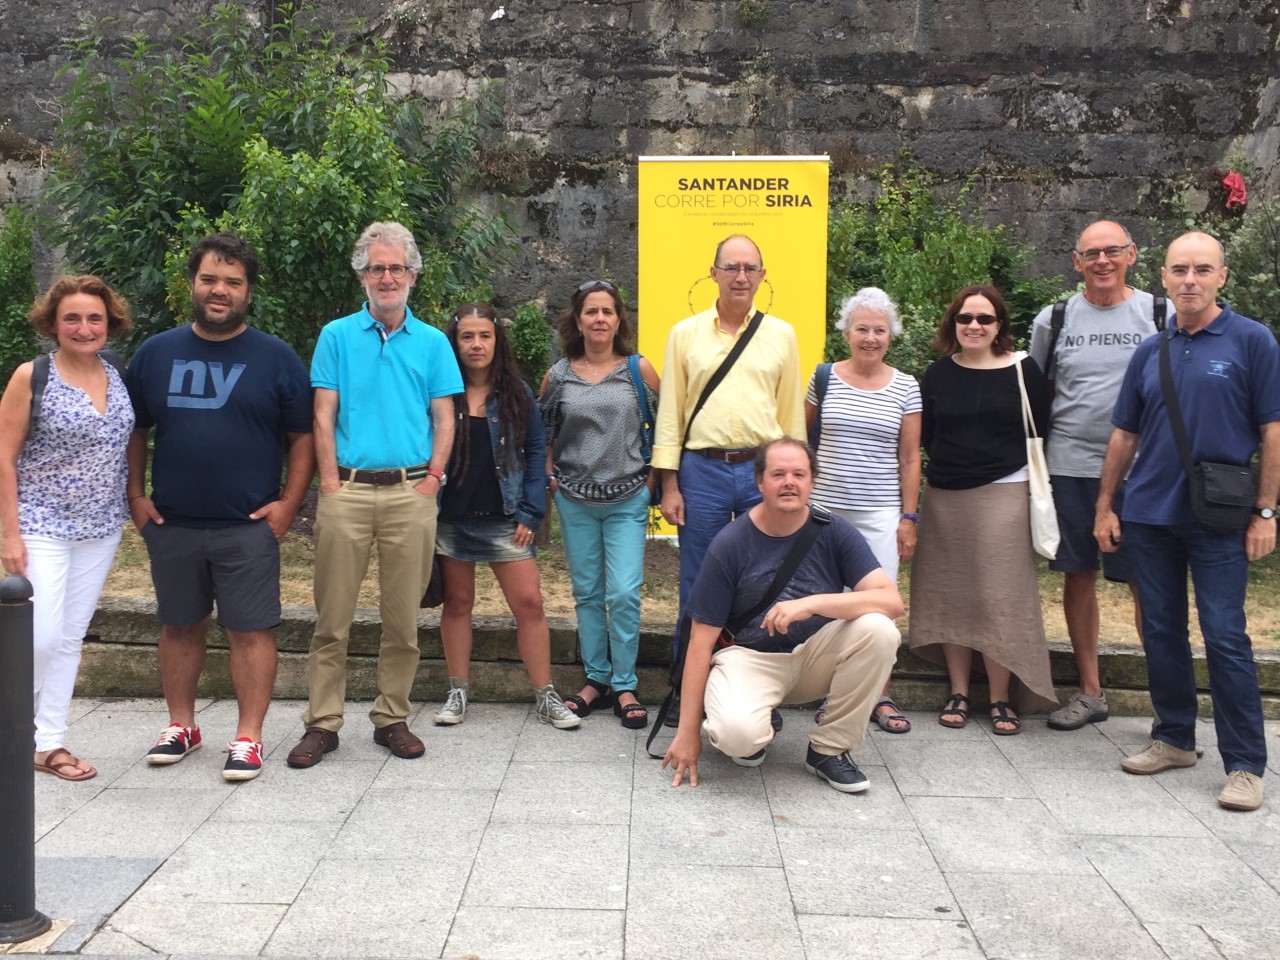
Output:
(34, 747), (97, 781)
(286, 727), (339, 768)
(373, 721), (425, 759)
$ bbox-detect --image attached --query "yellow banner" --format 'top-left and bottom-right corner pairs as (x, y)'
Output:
(636, 156), (830, 377)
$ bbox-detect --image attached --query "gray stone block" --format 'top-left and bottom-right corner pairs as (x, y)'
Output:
(36, 856), (163, 953)
(798, 915), (985, 960)
(444, 906), (625, 960)
(1022, 767), (1213, 838)
(462, 823), (628, 909)
(96, 901), (287, 956)
(36, 788), (228, 859)
(491, 760), (633, 824)
(907, 796), (1095, 875)
(327, 787), (495, 861)
(876, 738), (1035, 798)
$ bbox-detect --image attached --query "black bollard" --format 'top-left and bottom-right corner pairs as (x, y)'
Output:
(0, 574), (51, 943)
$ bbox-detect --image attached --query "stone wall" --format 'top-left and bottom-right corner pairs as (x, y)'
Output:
(1, 0), (1277, 314)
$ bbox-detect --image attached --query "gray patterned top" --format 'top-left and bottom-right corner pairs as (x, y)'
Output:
(18, 354), (134, 540)
(541, 357), (656, 504)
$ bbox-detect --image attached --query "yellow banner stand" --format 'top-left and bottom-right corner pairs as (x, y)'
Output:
(636, 155), (830, 535)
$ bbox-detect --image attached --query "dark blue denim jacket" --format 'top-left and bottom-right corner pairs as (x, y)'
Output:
(481, 382), (547, 530)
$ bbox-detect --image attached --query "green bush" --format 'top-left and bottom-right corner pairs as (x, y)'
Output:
(43, 2), (510, 358)
(827, 157), (1061, 378)
(1224, 197), (1280, 332)
(510, 303), (552, 388)
(0, 207), (38, 385)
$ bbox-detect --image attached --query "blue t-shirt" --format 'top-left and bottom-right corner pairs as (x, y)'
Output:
(127, 325), (313, 528)
(1112, 304), (1280, 526)
(310, 304), (463, 469)
(686, 510), (882, 653)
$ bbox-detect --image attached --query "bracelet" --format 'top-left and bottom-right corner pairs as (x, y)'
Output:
(901, 512), (919, 523)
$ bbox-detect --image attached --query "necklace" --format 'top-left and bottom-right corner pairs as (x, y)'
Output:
(576, 354), (619, 379)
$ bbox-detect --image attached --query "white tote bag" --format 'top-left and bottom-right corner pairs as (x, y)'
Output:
(1014, 353), (1060, 560)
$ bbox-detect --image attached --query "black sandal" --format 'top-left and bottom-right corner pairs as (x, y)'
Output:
(612, 691), (649, 730)
(989, 701), (1022, 736)
(564, 680), (613, 717)
(938, 692), (970, 729)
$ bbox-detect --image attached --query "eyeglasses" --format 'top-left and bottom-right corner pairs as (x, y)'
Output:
(364, 263), (410, 278)
(1073, 244), (1131, 262)
(714, 262), (763, 276)
(577, 279), (617, 293)
(954, 313), (998, 326)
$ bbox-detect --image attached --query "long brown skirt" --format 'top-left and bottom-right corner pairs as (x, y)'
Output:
(907, 481), (1057, 714)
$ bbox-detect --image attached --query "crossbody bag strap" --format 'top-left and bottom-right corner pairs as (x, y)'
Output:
(1013, 353), (1039, 440)
(681, 310), (765, 450)
(1157, 327), (1197, 478)
(626, 354), (654, 462)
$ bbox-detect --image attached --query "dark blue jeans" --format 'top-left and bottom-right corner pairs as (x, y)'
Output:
(672, 451), (762, 656)
(1125, 521), (1267, 776)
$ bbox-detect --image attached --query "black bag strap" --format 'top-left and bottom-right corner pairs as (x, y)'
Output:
(645, 506), (832, 757)
(30, 348), (126, 423)
(1045, 300), (1068, 380)
(1153, 295), (1167, 332)
(807, 362), (832, 449)
(681, 310), (765, 450)
(626, 354), (654, 462)
(1157, 325), (1197, 479)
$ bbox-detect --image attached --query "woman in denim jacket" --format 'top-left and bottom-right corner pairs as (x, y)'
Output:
(432, 303), (580, 730)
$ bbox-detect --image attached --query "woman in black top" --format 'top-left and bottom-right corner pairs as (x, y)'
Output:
(906, 285), (1057, 736)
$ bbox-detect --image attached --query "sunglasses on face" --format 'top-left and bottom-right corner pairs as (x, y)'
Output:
(954, 313), (998, 326)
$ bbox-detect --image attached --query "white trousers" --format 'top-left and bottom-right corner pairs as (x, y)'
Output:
(826, 506), (901, 583)
(29, 531), (122, 751)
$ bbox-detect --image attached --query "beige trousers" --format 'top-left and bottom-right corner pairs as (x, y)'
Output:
(303, 479), (438, 731)
(704, 613), (900, 758)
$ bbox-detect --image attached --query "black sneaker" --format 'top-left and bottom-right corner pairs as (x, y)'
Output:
(804, 745), (870, 793)
(771, 708), (784, 733)
(146, 724), (202, 766)
(732, 748), (767, 768)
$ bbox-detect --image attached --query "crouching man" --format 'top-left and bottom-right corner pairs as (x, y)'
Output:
(662, 437), (902, 792)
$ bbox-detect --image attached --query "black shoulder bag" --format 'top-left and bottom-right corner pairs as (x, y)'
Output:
(645, 506), (832, 758)
(681, 310), (765, 450)
(1157, 327), (1254, 533)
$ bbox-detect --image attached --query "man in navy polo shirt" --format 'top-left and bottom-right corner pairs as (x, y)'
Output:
(287, 222), (462, 768)
(1095, 231), (1280, 812)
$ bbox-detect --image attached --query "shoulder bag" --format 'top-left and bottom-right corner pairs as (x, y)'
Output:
(1014, 353), (1060, 559)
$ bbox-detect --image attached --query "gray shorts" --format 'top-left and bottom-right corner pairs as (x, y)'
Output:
(1049, 475), (1135, 583)
(140, 521), (281, 631)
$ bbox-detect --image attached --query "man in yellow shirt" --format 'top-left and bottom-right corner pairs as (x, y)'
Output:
(655, 234), (805, 642)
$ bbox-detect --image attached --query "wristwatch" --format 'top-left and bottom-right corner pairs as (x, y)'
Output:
(1253, 506), (1276, 520)
(426, 467), (447, 486)
(901, 512), (919, 523)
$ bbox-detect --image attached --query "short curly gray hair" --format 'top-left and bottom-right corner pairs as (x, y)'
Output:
(350, 221), (424, 274)
(836, 287), (901, 337)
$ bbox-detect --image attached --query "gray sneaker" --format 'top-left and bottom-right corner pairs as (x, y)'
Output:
(433, 678), (469, 726)
(1047, 691), (1109, 731)
(534, 684), (582, 730)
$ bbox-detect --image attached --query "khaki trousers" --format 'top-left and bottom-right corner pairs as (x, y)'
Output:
(303, 479), (438, 731)
(704, 613), (900, 758)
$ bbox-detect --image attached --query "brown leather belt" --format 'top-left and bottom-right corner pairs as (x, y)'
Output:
(338, 464), (429, 485)
(693, 447), (756, 464)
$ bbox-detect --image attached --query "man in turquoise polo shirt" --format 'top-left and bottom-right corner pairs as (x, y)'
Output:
(288, 221), (463, 767)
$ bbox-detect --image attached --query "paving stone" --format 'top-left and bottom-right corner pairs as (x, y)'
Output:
(327, 787), (495, 860)
(625, 865), (802, 960)
(33, 773), (114, 840)
(65, 708), (193, 759)
(907, 796), (1095, 875)
(763, 762), (914, 832)
(1196, 923), (1280, 960)
(950, 870), (1166, 960)
(368, 743), (511, 791)
(1080, 836), (1280, 925)
(778, 827), (958, 918)
(36, 856), (163, 952)
(209, 760), (383, 823)
(98, 901), (286, 956)
(36, 788), (227, 858)
(1144, 923), (1231, 960)
(129, 821), (339, 904)
(992, 726), (1128, 769)
(1226, 839), (1280, 885)
(1141, 754), (1279, 804)
(798, 915), (985, 960)
(78, 927), (166, 955)
(443, 906), (624, 959)
(876, 738), (1035, 798)
(265, 859), (465, 958)
(511, 713), (639, 762)
(491, 760), (633, 824)
(463, 823), (628, 910)
(1022, 767), (1213, 837)
(881, 711), (991, 741)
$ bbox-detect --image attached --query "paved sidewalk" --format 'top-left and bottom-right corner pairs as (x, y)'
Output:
(20, 698), (1280, 959)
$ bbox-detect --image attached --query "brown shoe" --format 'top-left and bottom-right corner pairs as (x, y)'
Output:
(286, 727), (339, 768)
(373, 721), (425, 759)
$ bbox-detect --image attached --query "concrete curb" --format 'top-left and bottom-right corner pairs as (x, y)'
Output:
(84, 596), (1280, 716)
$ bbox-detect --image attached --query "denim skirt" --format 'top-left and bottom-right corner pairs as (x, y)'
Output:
(435, 513), (536, 563)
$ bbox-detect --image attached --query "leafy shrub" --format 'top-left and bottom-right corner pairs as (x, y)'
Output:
(0, 207), (38, 384)
(43, 2), (510, 358)
(1224, 197), (1280, 332)
(510, 303), (552, 388)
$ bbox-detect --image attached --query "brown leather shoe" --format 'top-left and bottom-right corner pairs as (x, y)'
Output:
(286, 727), (339, 768)
(373, 721), (425, 759)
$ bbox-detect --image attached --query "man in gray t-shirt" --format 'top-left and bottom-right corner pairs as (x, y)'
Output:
(1028, 220), (1163, 732)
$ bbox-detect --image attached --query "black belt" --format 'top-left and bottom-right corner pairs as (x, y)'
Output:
(338, 464), (430, 485)
(692, 447), (756, 464)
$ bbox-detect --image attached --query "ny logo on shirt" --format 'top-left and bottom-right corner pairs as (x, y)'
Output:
(167, 360), (246, 409)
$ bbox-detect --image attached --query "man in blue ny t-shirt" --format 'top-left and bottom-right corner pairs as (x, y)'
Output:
(662, 437), (902, 794)
(126, 233), (314, 783)
(1096, 231), (1280, 813)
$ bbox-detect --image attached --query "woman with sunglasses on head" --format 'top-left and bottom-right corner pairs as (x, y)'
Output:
(540, 280), (660, 729)
(906, 285), (1056, 736)
(432, 303), (580, 730)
